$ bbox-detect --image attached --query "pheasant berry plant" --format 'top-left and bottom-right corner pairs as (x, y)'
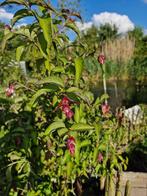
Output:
(0, 0), (129, 195)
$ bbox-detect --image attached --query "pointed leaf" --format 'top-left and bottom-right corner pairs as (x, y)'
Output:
(65, 22), (80, 36)
(6, 166), (12, 182)
(45, 59), (51, 71)
(1, 32), (14, 52)
(45, 121), (65, 135)
(38, 31), (47, 55)
(52, 66), (65, 73)
(0, 0), (26, 6)
(74, 106), (80, 123)
(57, 128), (69, 136)
(30, 0), (56, 13)
(66, 87), (82, 93)
(74, 57), (84, 86)
(57, 33), (69, 43)
(11, 9), (33, 26)
(67, 161), (73, 177)
(38, 76), (64, 87)
(38, 15), (52, 45)
(16, 45), (24, 61)
(28, 88), (53, 107)
(80, 140), (91, 148)
(93, 147), (99, 163)
(62, 150), (71, 165)
(70, 123), (94, 131)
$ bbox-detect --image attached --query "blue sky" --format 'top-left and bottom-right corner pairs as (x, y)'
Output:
(0, 0), (147, 34)
(80, 0), (147, 31)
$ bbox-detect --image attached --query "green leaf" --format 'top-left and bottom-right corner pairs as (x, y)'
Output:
(56, 33), (69, 44)
(74, 57), (84, 86)
(100, 94), (109, 102)
(94, 124), (102, 138)
(93, 97), (101, 107)
(67, 161), (73, 177)
(38, 15), (52, 45)
(93, 147), (99, 163)
(66, 87), (82, 93)
(45, 59), (51, 72)
(75, 141), (80, 164)
(6, 166), (12, 182)
(62, 150), (71, 165)
(85, 91), (94, 103)
(15, 28), (31, 38)
(16, 45), (24, 61)
(45, 121), (65, 135)
(16, 161), (25, 174)
(52, 66), (65, 73)
(9, 154), (20, 161)
(28, 88), (53, 107)
(65, 22), (80, 36)
(0, 0), (26, 6)
(1, 32), (14, 52)
(80, 140), (91, 148)
(57, 128), (69, 136)
(70, 123), (94, 131)
(11, 9), (33, 26)
(30, 0), (56, 13)
(38, 32), (47, 56)
(38, 76), (64, 87)
(74, 106), (80, 123)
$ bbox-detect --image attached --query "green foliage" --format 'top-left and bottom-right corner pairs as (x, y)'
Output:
(76, 24), (147, 82)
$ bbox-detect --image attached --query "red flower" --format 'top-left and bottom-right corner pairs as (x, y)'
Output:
(98, 54), (105, 65)
(67, 136), (76, 156)
(62, 105), (74, 119)
(59, 96), (74, 119)
(59, 96), (70, 107)
(6, 84), (15, 97)
(98, 152), (103, 163)
(101, 103), (110, 115)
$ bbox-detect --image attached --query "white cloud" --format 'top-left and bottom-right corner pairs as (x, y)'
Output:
(0, 8), (13, 20)
(143, 0), (147, 3)
(76, 21), (92, 32)
(14, 23), (27, 28)
(143, 29), (147, 35)
(77, 12), (135, 34)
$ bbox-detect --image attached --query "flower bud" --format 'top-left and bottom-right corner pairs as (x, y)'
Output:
(67, 136), (76, 156)
(98, 54), (105, 65)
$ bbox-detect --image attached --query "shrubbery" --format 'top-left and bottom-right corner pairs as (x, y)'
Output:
(0, 1), (146, 195)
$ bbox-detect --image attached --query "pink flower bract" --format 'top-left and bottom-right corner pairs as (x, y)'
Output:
(98, 54), (105, 65)
(59, 96), (70, 107)
(6, 84), (15, 97)
(62, 106), (74, 119)
(59, 96), (74, 119)
(101, 103), (110, 115)
(67, 136), (76, 156)
(98, 152), (103, 163)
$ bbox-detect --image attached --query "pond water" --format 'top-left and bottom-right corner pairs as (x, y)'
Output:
(90, 80), (147, 112)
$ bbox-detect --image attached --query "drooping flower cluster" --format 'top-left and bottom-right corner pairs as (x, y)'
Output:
(97, 152), (103, 163)
(98, 54), (105, 65)
(67, 136), (76, 156)
(101, 103), (110, 115)
(59, 96), (74, 119)
(5, 84), (15, 97)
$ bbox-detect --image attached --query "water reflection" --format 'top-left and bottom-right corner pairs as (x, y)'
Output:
(90, 80), (147, 111)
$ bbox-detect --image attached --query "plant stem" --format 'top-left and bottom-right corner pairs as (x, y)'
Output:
(102, 64), (107, 104)
(124, 180), (131, 196)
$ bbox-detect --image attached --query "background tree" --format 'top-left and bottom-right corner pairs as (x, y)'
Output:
(128, 27), (147, 81)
